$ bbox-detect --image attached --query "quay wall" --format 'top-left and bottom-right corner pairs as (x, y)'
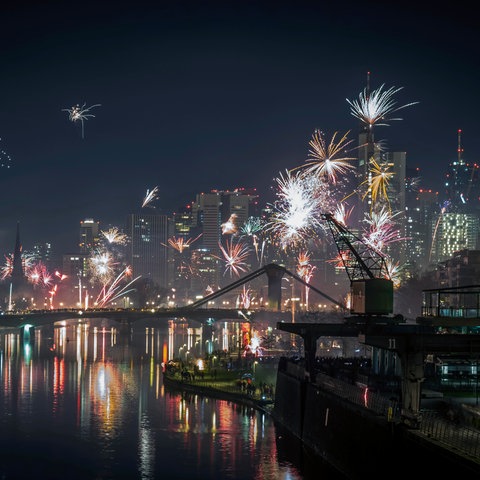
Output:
(272, 361), (480, 478)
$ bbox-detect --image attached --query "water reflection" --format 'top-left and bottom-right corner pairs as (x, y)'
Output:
(0, 318), (345, 479)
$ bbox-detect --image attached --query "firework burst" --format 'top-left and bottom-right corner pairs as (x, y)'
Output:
(346, 83), (418, 131)
(361, 157), (395, 211)
(221, 214), (238, 234)
(216, 239), (251, 277)
(266, 170), (326, 249)
(362, 208), (406, 253)
(164, 233), (202, 253)
(298, 129), (357, 184)
(239, 217), (266, 263)
(88, 249), (117, 285)
(62, 102), (101, 139)
(296, 251), (316, 309)
(101, 227), (129, 245)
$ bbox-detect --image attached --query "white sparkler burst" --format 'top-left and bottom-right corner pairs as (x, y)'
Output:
(62, 102), (101, 139)
(142, 186), (159, 208)
(88, 249), (117, 285)
(346, 84), (418, 130)
(266, 170), (327, 249)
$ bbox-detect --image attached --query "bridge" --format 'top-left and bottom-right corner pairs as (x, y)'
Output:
(0, 263), (344, 330)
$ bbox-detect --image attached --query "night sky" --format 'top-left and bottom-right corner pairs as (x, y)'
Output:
(0, 1), (478, 256)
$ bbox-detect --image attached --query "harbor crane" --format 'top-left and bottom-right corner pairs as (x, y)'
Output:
(321, 212), (394, 317)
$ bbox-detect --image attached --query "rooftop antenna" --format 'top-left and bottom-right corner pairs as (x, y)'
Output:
(457, 128), (464, 165)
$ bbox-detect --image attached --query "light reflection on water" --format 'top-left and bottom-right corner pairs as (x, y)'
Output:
(0, 318), (345, 479)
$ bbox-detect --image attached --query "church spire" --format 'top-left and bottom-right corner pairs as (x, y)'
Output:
(11, 221), (25, 285)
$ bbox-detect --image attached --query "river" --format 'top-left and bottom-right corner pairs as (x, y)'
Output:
(0, 317), (346, 479)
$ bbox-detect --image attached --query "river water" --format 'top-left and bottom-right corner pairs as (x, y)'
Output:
(0, 317), (346, 479)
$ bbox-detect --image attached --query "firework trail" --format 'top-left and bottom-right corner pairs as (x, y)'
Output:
(240, 217), (267, 266)
(216, 239), (251, 277)
(95, 266), (141, 307)
(429, 202), (449, 263)
(296, 129), (357, 184)
(238, 285), (254, 309)
(296, 251), (316, 309)
(62, 102), (101, 139)
(142, 186), (159, 208)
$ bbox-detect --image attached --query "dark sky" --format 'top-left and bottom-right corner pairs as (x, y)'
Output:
(0, 1), (478, 255)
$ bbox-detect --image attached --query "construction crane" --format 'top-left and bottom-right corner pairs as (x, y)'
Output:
(321, 212), (394, 317)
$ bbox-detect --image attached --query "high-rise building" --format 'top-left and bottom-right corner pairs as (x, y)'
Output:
(430, 212), (479, 264)
(405, 186), (439, 272)
(126, 213), (172, 288)
(445, 129), (480, 213)
(189, 189), (259, 292)
(430, 131), (480, 265)
(79, 218), (100, 253)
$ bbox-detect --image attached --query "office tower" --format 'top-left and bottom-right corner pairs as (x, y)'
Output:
(189, 189), (258, 293)
(126, 213), (172, 289)
(445, 129), (480, 213)
(431, 131), (480, 265)
(170, 204), (202, 303)
(405, 186), (439, 272)
(430, 212), (479, 263)
(79, 218), (100, 253)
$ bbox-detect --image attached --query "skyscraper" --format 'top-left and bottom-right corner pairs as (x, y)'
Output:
(79, 218), (100, 253)
(126, 213), (172, 289)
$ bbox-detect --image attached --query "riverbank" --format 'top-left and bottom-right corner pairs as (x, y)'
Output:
(162, 368), (275, 414)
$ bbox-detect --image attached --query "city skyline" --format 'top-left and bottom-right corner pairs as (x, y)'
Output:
(0, 1), (478, 255)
